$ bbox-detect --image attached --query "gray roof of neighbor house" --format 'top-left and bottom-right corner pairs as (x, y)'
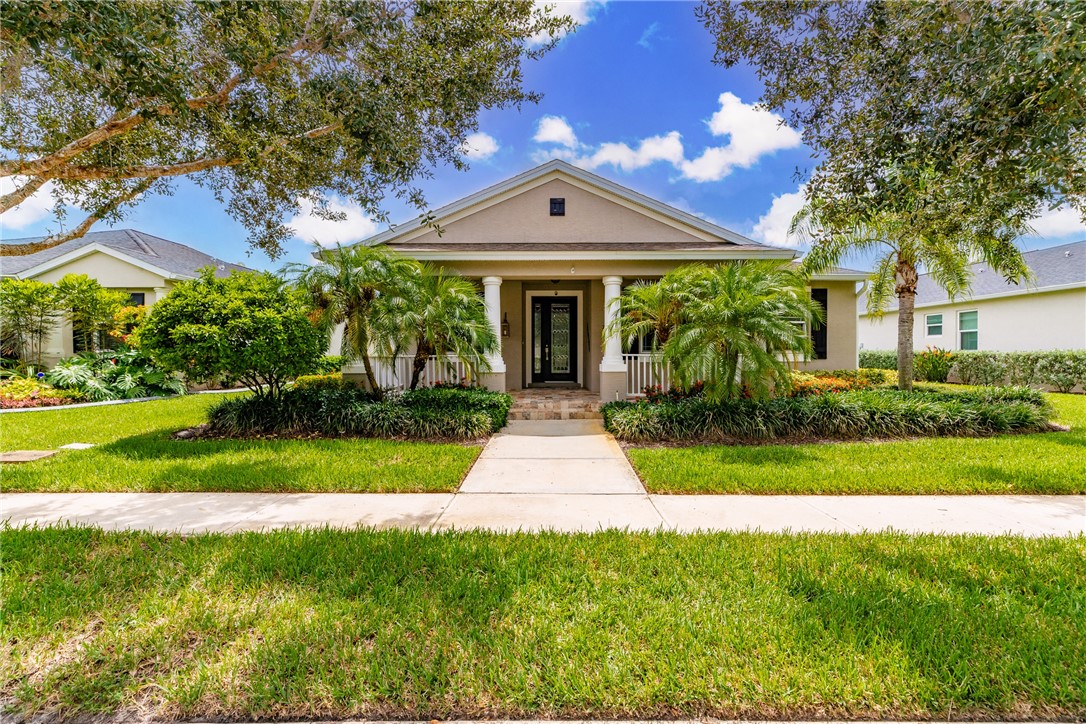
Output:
(0, 229), (251, 279)
(863, 239), (1086, 312)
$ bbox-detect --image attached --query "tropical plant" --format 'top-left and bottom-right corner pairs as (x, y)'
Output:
(45, 349), (185, 401)
(609, 271), (695, 353)
(384, 265), (498, 390)
(0, 1), (572, 256)
(794, 192), (1029, 390)
(914, 346), (955, 383)
(0, 278), (61, 367)
(139, 269), (323, 399)
(109, 305), (148, 347)
(629, 262), (823, 401)
(54, 274), (130, 353)
(0, 375), (85, 408)
(285, 244), (418, 399)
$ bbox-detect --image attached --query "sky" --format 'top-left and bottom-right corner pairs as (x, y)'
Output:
(2, 0), (1083, 273)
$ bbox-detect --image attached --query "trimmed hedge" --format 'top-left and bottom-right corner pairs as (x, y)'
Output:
(208, 386), (512, 440)
(602, 387), (1053, 443)
(859, 349), (1086, 391)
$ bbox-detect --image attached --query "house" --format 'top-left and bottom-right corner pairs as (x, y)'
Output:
(339, 160), (866, 401)
(1, 229), (250, 363)
(859, 240), (1086, 353)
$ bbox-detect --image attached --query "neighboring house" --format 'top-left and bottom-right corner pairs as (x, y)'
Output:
(0, 229), (250, 363)
(859, 240), (1086, 353)
(339, 160), (866, 401)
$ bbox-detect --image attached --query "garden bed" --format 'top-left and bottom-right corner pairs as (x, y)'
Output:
(603, 386), (1057, 444)
(203, 384), (513, 441)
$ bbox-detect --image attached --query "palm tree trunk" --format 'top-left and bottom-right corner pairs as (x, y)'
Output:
(410, 340), (432, 390)
(895, 259), (919, 392)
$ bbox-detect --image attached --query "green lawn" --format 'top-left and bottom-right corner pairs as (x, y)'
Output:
(0, 394), (478, 493)
(2, 527), (1083, 720)
(627, 392), (1086, 495)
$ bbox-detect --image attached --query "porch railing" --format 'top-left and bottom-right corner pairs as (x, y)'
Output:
(623, 353), (671, 397)
(346, 355), (472, 390)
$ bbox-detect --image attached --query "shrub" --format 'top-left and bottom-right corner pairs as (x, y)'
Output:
(602, 387), (1053, 443)
(859, 350), (897, 370)
(206, 385), (511, 440)
(914, 346), (955, 382)
(1036, 350), (1086, 393)
(313, 355), (345, 374)
(139, 269), (324, 399)
(293, 373), (352, 391)
(789, 372), (862, 396)
(45, 349), (185, 401)
(952, 351), (1006, 386)
(0, 376), (86, 408)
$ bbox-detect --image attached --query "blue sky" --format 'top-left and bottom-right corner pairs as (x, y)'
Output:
(2, 0), (1083, 272)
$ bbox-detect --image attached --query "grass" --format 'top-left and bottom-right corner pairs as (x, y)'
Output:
(2, 527), (1083, 720)
(626, 392), (1086, 495)
(0, 394), (478, 493)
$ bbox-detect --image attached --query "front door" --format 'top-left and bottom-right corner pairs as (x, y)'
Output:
(531, 296), (578, 383)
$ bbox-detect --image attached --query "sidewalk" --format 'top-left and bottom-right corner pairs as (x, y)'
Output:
(3, 491), (1082, 535)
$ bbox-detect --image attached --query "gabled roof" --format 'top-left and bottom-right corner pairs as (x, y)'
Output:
(0, 229), (251, 280)
(861, 239), (1086, 312)
(346, 159), (793, 259)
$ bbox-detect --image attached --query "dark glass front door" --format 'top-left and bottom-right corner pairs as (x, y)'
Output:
(531, 297), (578, 383)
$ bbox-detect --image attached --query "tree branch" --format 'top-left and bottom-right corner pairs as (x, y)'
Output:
(0, 175), (49, 213)
(0, 178), (155, 256)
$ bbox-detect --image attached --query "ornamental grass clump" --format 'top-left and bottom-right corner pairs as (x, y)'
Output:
(603, 387), (1053, 443)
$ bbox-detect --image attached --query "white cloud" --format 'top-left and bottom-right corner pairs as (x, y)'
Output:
(534, 115), (580, 149)
(584, 132), (684, 172)
(460, 132), (500, 161)
(1029, 204), (1086, 238)
(637, 22), (660, 49)
(530, 0), (606, 46)
(0, 176), (56, 234)
(752, 185), (808, 248)
(287, 196), (378, 249)
(680, 92), (803, 182)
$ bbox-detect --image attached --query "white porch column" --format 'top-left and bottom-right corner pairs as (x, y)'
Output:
(480, 276), (507, 392)
(599, 275), (627, 401)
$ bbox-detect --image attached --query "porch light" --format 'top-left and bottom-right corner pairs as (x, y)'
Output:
(501, 312), (511, 337)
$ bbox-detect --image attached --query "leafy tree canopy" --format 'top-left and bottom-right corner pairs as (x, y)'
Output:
(1, 0), (571, 256)
(697, 0), (1086, 235)
(138, 268), (324, 397)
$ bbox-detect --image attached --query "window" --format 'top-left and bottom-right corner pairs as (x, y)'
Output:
(926, 313), (943, 336)
(810, 288), (828, 360)
(128, 292), (146, 306)
(958, 310), (978, 350)
(549, 197), (565, 216)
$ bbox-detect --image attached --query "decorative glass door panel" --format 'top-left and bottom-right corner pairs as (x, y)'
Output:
(531, 296), (578, 383)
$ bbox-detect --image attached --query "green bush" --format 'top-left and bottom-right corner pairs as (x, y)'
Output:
(46, 349), (185, 401)
(913, 346), (955, 382)
(602, 387), (1053, 443)
(1035, 350), (1086, 393)
(312, 355), (345, 374)
(858, 350), (897, 369)
(293, 373), (352, 391)
(207, 385), (512, 440)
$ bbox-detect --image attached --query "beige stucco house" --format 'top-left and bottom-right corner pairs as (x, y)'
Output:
(1, 229), (249, 363)
(342, 160), (866, 401)
(860, 240), (1086, 353)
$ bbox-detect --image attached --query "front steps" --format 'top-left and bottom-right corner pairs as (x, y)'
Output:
(507, 388), (602, 421)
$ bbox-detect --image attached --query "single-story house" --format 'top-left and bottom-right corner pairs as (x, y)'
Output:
(1, 228), (250, 363)
(341, 160), (866, 401)
(859, 240), (1086, 353)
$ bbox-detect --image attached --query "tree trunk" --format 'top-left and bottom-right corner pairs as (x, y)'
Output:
(895, 259), (919, 392)
(410, 340), (432, 390)
(360, 352), (381, 400)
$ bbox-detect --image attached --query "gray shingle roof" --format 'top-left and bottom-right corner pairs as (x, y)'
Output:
(867, 240), (1086, 311)
(0, 229), (251, 279)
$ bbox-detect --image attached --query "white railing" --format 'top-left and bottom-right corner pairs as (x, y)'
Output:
(347, 355), (473, 390)
(623, 353), (671, 397)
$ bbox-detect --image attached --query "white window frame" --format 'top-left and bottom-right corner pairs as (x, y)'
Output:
(925, 313), (943, 337)
(958, 309), (979, 351)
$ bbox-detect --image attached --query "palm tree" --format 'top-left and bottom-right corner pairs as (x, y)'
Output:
(605, 270), (694, 352)
(793, 190), (1030, 391)
(383, 265), (498, 390)
(285, 244), (418, 398)
(660, 262), (823, 401)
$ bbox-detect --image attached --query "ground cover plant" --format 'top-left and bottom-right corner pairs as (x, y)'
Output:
(604, 385), (1053, 444)
(206, 383), (512, 440)
(0, 376), (85, 409)
(46, 349), (185, 401)
(0, 393), (477, 493)
(2, 526), (1083, 721)
(626, 392), (1086, 495)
